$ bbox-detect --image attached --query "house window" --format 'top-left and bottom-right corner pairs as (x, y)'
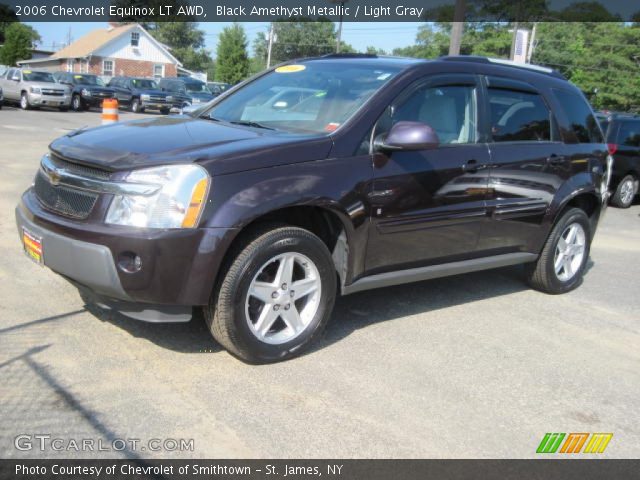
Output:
(153, 64), (164, 79)
(66, 59), (73, 72)
(131, 32), (140, 47)
(102, 60), (114, 77)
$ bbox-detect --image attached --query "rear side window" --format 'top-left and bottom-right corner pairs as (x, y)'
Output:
(617, 121), (640, 147)
(553, 89), (603, 143)
(487, 88), (553, 142)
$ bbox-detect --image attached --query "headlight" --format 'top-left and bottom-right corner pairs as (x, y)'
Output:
(106, 164), (210, 228)
(81, 88), (92, 97)
(140, 94), (151, 101)
(30, 87), (41, 94)
(166, 95), (173, 102)
(192, 98), (201, 104)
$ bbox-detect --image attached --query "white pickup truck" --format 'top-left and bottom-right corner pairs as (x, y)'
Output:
(0, 68), (70, 110)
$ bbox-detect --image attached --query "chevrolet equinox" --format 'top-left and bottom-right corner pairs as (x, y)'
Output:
(16, 55), (612, 363)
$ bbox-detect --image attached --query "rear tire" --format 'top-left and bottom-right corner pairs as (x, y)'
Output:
(526, 208), (591, 294)
(205, 225), (337, 364)
(611, 175), (637, 208)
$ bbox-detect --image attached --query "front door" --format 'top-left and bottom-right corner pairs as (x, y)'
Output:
(366, 74), (491, 273)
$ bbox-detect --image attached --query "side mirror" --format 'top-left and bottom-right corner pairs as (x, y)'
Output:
(374, 121), (440, 152)
(12, 76), (20, 82)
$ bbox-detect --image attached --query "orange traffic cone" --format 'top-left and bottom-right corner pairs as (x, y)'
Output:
(102, 98), (119, 124)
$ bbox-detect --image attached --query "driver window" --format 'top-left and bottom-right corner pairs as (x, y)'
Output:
(390, 84), (477, 144)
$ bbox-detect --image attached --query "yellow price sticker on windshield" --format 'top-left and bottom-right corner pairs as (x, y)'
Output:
(275, 65), (306, 73)
(23, 70), (32, 74)
(74, 75), (83, 79)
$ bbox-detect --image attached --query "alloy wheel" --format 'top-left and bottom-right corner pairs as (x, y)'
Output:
(620, 178), (635, 205)
(245, 252), (321, 345)
(554, 222), (586, 282)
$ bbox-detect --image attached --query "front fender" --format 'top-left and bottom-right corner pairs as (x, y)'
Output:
(202, 156), (373, 282)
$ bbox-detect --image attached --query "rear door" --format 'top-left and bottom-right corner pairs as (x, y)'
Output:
(478, 76), (566, 254)
(366, 73), (491, 272)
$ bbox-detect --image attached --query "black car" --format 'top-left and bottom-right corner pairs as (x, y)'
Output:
(16, 55), (610, 363)
(207, 81), (231, 97)
(157, 77), (215, 109)
(108, 76), (173, 114)
(603, 115), (640, 207)
(53, 72), (115, 111)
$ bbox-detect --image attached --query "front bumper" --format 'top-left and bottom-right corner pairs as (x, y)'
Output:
(82, 95), (112, 107)
(16, 190), (238, 321)
(28, 93), (70, 107)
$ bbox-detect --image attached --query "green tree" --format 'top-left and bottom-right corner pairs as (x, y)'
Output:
(0, 5), (18, 44)
(253, 19), (338, 66)
(0, 23), (40, 66)
(215, 23), (250, 84)
(150, 22), (212, 72)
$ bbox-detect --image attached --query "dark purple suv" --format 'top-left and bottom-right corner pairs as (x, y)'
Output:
(16, 55), (611, 363)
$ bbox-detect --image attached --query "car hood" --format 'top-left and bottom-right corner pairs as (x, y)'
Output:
(137, 89), (167, 96)
(189, 92), (214, 100)
(29, 82), (66, 90)
(49, 116), (333, 175)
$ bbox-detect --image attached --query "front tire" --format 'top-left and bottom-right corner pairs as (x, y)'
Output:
(611, 175), (637, 208)
(131, 98), (143, 113)
(20, 93), (31, 110)
(526, 208), (591, 294)
(205, 226), (337, 363)
(71, 94), (82, 112)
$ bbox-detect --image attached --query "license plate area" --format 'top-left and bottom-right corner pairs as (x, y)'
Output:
(22, 227), (43, 265)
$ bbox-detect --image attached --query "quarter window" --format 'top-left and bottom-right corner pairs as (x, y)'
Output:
(553, 89), (603, 143)
(102, 60), (114, 77)
(391, 84), (477, 144)
(488, 88), (553, 142)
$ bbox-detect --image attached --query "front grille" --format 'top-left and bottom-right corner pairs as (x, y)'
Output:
(92, 90), (114, 98)
(34, 171), (99, 219)
(50, 154), (112, 180)
(148, 95), (168, 103)
(41, 89), (65, 96)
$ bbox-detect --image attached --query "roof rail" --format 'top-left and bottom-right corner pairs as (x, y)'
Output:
(321, 53), (378, 59)
(439, 55), (565, 80)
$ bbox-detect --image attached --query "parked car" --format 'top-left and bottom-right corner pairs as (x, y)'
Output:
(0, 68), (71, 111)
(0, 85), (3, 109)
(53, 72), (115, 111)
(604, 115), (640, 207)
(207, 81), (231, 96)
(108, 76), (174, 114)
(157, 77), (214, 109)
(16, 55), (611, 363)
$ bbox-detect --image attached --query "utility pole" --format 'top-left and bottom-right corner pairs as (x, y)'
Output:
(448, 0), (466, 56)
(266, 24), (275, 68)
(330, 0), (349, 53)
(509, 21), (519, 60)
(526, 22), (537, 63)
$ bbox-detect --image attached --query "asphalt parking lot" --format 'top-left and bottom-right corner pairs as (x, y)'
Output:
(0, 106), (639, 459)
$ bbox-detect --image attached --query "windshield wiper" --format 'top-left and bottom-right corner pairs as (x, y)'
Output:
(229, 120), (276, 130)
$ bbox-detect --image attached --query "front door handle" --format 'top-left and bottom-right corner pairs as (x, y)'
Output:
(547, 154), (566, 165)
(462, 159), (487, 173)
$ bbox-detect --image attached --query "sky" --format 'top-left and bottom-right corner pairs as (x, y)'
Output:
(27, 22), (423, 56)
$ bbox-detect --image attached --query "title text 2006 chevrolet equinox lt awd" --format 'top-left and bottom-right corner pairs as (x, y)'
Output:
(16, 55), (612, 363)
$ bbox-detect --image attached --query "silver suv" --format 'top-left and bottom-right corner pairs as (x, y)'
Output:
(0, 68), (70, 111)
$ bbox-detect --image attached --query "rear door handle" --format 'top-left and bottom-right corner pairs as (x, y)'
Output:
(547, 154), (566, 165)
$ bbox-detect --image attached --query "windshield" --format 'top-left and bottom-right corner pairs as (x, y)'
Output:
(132, 79), (157, 89)
(185, 82), (210, 93)
(72, 75), (104, 86)
(203, 62), (401, 133)
(23, 71), (55, 83)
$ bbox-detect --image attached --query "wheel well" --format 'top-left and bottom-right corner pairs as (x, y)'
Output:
(221, 206), (348, 288)
(564, 193), (599, 218)
(243, 206), (344, 252)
